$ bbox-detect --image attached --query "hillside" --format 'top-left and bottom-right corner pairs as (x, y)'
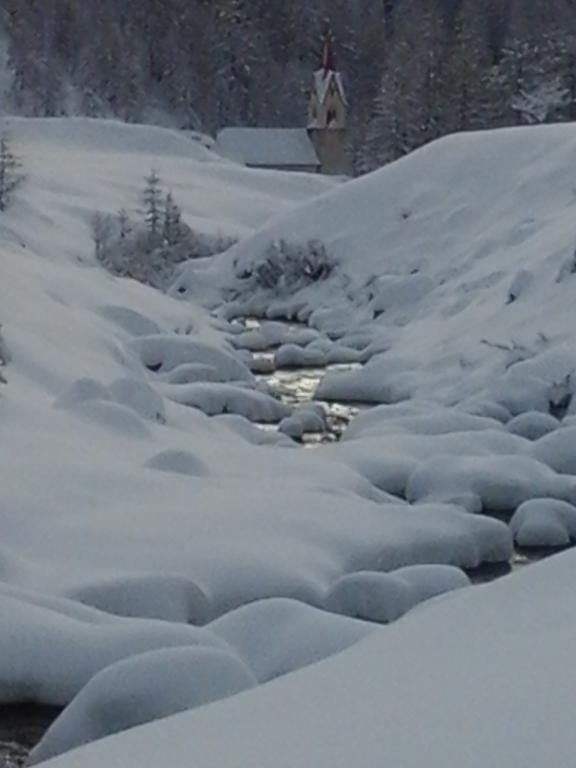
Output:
(3, 117), (576, 768)
(200, 123), (576, 406)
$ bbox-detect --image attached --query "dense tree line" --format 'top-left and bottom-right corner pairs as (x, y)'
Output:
(2, 0), (576, 171)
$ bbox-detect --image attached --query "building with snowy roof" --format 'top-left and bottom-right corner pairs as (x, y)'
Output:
(217, 128), (321, 173)
(217, 31), (351, 176)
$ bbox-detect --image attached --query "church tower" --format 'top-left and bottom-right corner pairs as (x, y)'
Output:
(307, 29), (351, 176)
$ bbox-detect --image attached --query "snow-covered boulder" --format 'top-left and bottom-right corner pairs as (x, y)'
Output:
(53, 378), (112, 411)
(97, 305), (163, 338)
(455, 398), (512, 424)
(159, 363), (222, 385)
(510, 498), (576, 547)
(406, 455), (576, 512)
(68, 574), (211, 624)
(144, 449), (208, 478)
(129, 335), (254, 382)
(28, 647), (257, 765)
(209, 598), (374, 683)
(484, 372), (551, 416)
(324, 565), (470, 624)
(160, 382), (290, 422)
(507, 411), (559, 440)
(109, 377), (166, 424)
(0, 590), (227, 706)
(275, 343), (323, 368)
(278, 416), (305, 440)
(344, 402), (502, 441)
(529, 427), (576, 475)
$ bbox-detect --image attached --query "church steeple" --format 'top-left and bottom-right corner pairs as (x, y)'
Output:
(307, 26), (351, 175)
(321, 27), (337, 74)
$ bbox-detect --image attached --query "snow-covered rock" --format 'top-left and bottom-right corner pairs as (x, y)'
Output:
(406, 455), (576, 512)
(510, 498), (576, 547)
(529, 427), (576, 474)
(324, 565), (470, 624)
(507, 411), (560, 440)
(209, 598), (374, 683)
(160, 382), (290, 421)
(28, 647), (257, 765)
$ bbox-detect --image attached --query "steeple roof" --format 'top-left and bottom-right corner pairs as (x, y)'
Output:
(312, 28), (347, 107)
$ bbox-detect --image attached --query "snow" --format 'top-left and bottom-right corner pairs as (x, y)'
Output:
(8, 115), (576, 766)
(324, 565), (470, 623)
(201, 123), (576, 408)
(529, 427), (576, 474)
(510, 499), (576, 547)
(28, 647), (257, 765)
(0, 586), (229, 706)
(406, 455), (576, 512)
(40, 551), (576, 768)
(209, 598), (374, 683)
(506, 411), (560, 440)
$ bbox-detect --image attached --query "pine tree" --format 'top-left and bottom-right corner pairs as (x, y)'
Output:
(162, 192), (183, 246)
(141, 170), (163, 238)
(0, 133), (24, 212)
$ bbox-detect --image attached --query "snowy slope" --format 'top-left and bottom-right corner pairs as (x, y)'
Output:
(7, 117), (576, 766)
(199, 124), (576, 405)
(0, 116), (517, 721)
(41, 549), (576, 768)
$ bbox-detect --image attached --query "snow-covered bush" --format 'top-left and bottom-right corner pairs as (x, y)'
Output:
(0, 133), (24, 212)
(237, 239), (334, 293)
(92, 174), (236, 289)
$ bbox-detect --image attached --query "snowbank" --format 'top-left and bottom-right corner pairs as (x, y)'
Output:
(28, 647), (256, 765)
(40, 550), (576, 768)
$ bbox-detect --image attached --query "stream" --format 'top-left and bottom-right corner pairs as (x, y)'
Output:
(238, 317), (572, 583)
(0, 707), (60, 768)
(0, 319), (568, 764)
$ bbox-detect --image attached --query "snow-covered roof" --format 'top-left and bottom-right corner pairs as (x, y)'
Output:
(313, 69), (347, 106)
(217, 128), (320, 169)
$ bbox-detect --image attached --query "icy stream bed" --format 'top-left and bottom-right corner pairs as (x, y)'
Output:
(235, 318), (574, 580)
(0, 707), (60, 768)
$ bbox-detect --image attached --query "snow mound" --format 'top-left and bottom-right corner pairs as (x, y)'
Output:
(129, 335), (254, 382)
(97, 306), (163, 338)
(344, 401), (503, 441)
(209, 598), (374, 683)
(161, 382), (290, 422)
(68, 399), (152, 439)
(510, 499), (576, 547)
(529, 427), (576, 474)
(54, 376), (165, 427)
(144, 450), (208, 478)
(0, 590), (227, 706)
(507, 411), (560, 440)
(406, 454), (576, 512)
(324, 565), (470, 623)
(108, 377), (166, 424)
(28, 647), (256, 765)
(69, 574), (211, 623)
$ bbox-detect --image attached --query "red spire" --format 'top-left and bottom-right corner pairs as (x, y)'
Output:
(321, 27), (336, 75)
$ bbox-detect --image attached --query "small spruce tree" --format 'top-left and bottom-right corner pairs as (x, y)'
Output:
(163, 192), (183, 246)
(141, 170), (163, 238)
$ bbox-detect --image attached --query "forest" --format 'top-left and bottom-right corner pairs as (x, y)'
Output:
(2, 0), (576, 170)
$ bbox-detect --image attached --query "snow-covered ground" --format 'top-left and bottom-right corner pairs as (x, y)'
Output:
(4, 116), (576, 766)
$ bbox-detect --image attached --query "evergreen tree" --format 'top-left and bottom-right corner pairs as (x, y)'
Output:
(141, 170), (163, 238)
(163, 192), (183, 246)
